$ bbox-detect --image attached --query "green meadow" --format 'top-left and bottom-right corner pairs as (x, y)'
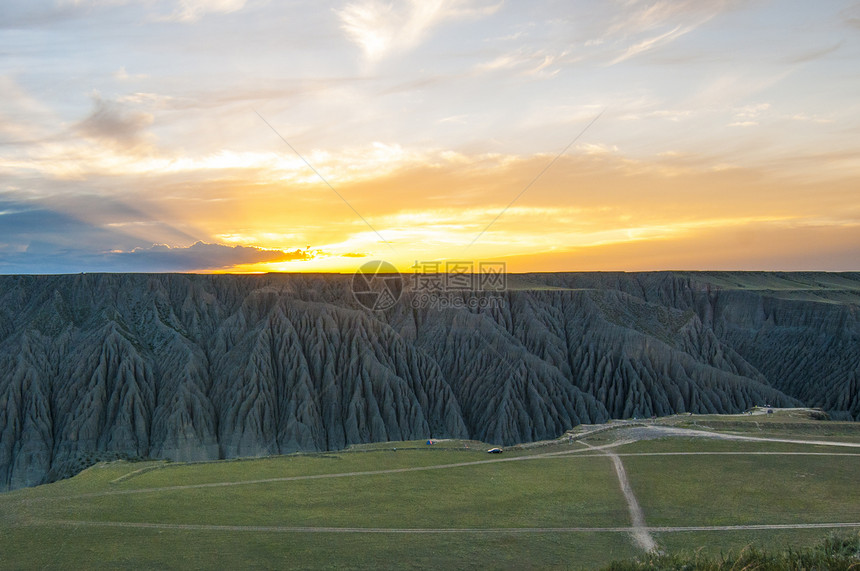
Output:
(1, 412), (858, 569)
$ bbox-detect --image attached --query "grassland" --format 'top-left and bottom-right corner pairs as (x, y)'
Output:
(1, 409), (858, 569)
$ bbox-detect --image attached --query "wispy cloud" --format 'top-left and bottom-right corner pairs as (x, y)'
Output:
(607, 0), (744, 35)
(735, 103), (770, 118)
(789, 113), (834, 124)
(476, 48), (568, 77)
(783, 41), (844, 64)
(167, 0), (248, 21)
(727, 102), (769, 126)
(605, 0), (745, 64)
(113, 66), (149, 81)
(75, 93), (154, 150)
(610, 24), (695, 64)
(841, 4), (860, 29)
(337, 0), (500, 63)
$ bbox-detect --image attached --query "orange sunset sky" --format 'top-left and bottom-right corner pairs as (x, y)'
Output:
(1, 0), (859, 273)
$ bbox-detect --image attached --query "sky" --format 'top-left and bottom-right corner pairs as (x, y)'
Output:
(1, 0), (859, 274)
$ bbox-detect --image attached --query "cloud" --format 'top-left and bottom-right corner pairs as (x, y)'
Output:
(0, 192), (320, 273)
(163, 0), (248, 22)
(0, 193), (205, 262)
(4, 141), (860, 273)
(608, 0), (744, 35)
(841, 4), (860, 30)
(502, 219), (860, 272)
(605, 0), (746, 64)
(783, 42), (843, 64)
(75, 93), (154, 150)
(476, 48), (566, 77)
(734, 103), (770, 118)
(337, 0), (500, 63)
(0, 239), (319, 275)
(610, 24), (695, 64)
(725, 102), (770, 127)
(112, 241), (316, 271)
(789, 113), (834, 125)
(0, 241), (318, 274)
(113, 66), (149, 81)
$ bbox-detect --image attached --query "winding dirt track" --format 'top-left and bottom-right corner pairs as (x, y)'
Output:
(34, 520), (860, 534)
(15, 442), (629, 503)
(24, 449), (857, 504)
(580, 440), (659, 552)
(606, 451), (658, 552)
(634, 425), (860, 448)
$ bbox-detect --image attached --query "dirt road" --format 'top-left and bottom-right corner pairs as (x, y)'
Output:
(35, 519), (860, 534)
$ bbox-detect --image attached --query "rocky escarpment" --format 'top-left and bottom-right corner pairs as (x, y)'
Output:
(520, 272), (860, 420)
(1, 272), (857, 491)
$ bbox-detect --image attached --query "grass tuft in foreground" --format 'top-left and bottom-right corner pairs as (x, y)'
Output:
(603, 532), (860, 570)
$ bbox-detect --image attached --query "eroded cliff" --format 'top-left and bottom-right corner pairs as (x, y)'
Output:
(1, 272), (857, 491)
